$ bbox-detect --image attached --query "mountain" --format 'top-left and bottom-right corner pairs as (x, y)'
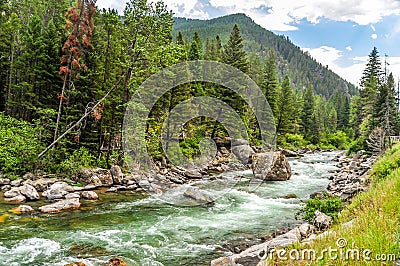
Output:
(173, 13), (358, 98)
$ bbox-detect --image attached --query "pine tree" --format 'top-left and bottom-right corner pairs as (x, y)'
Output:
(301, 84), (315, 140)
(222, 24), (249, 73)
(188, 31), (202, 60)
(260, 49), (279, 118)
(276, 75), (296, 136)
(176, 31), (184, 45)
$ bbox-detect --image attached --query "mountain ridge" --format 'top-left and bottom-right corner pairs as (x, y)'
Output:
(173, 13), (358, 98)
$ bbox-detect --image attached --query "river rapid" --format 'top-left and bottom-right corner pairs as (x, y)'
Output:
(0, 151), (340, 266)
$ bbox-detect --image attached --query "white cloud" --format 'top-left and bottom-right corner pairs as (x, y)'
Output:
(346, 46), (352, 51)
(303, 46), (364, 85)
(95, 0), (400, 31)
(370, 25), (376, 31)
(207, 0), (400, 31)
(371, 33), (378, 39)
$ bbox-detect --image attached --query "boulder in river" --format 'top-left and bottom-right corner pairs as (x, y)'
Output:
(19, 184), (40, 200)
(82, 191), (99, 200)
(39, 198), (80, 213)
(231, 139), (255, 164)
(11, 205), (35, 214)
(251, 151), (292, 181)
(4, 187), (22, 198)
(4, 195), (26, 204)
(183, 187), (214, 205)
(64, 263), (86, 266)
(107, 258), (128, 266)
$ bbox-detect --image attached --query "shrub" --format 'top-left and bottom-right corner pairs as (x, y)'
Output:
(57, 147), (96, 176)
(296, 192), (343, 221)
(0, 113), (44, 176)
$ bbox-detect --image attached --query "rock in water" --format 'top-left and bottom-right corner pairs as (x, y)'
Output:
(39, 198), (80, 213)
(231, 139), (254, 164)
(183, 187), (214, 205)
(313, 210), (332, 230)
(12, 205), (35, 214)
(4, 195), (26, 204)
(251, 152), (292, 181)
(110, 165), (124, 185)
(19, 184), (40, 200)
(4, 187), (22, 198)
(64, 263), (86, 266)
(82, 191), (99, 200)
(107, 258), (127, 266)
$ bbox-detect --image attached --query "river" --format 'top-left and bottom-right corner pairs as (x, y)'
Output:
(0, 151), (340, 266)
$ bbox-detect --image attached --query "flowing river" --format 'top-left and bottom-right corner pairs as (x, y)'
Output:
(0, 151), (340, 266)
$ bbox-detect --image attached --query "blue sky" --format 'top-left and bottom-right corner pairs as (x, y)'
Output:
(96, 0), (400, 86)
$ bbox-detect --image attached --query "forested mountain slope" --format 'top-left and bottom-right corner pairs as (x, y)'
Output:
(173, 14), (358, 98)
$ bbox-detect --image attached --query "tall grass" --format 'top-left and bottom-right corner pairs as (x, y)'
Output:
(269, 144), (400, 266)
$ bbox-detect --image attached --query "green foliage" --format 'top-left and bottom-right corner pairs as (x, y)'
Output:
(370, 144), (400, 180)
(280, 133), (309, 150)
(0, 113), (43, 176)
(319, 131), (351, 150)
(57, 147), (96, 176)
(297, 192), (343, 221)
(347, 136), (368, 155)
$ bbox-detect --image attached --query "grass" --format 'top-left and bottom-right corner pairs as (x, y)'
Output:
(267, 143), (400, 266)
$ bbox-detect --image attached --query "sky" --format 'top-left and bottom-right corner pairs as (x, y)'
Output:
(96, 0), (400, 86)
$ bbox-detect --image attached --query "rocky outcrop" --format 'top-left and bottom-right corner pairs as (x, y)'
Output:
(251, 152), (292, 181)
(38, 198), (80, 213)
(3, 184), (39, 201)
(183, 187), (214, 205)
(327, 150), (374, 201)
(82, 191), (99, 200)
(231, 139), (255, 164)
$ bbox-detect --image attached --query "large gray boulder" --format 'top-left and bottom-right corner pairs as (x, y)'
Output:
(38, 198), (80, 213)
(183, 187), (214, 205)
(82, 191), (99, 200)
(231, 139), (254, 164)
(42, 182), (79, 200)
(19, 184), (40, 200)
(110, 165), (124, 185)
(252, 151), (292, 181)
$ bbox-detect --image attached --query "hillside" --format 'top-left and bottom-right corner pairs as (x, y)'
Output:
(173, 14), (358, 98)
